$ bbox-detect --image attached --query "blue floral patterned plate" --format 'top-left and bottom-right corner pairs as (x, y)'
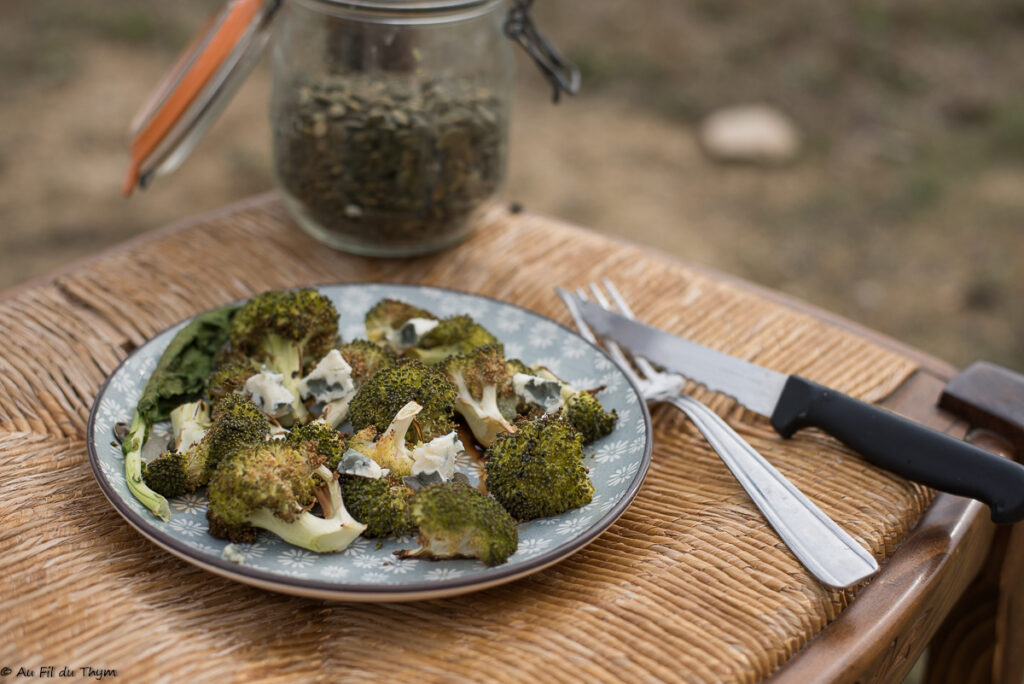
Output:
(87, 284), (653, 601)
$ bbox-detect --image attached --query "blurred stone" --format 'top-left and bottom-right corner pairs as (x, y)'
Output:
(699, 104), (801, 164)
(942, 92), (995, 126)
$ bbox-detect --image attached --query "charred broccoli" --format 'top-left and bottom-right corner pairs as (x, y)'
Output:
(142, 441), (208, 497)
(298, 342), (398, 428)
(408, 315), (500, 365)
(485, 415), (594, 520)
(441, 344), (516, 447)
(205, 393), (273, 474)
(346, 401), (463, 479)
(364, 298), (438, 350)
(143, 394), (271, 497)
(288, 419), (347, 470)
(206, 441), (365, 552)
(205, 358), (256, 411)
(336, 339), (397, 386)
(347, 359), (456, 444)
(396, 481), (518, 566)
(563, 390), (619, 444)
(339, 474), (416, 538)
(229, 289), (339, 424)
(363, 299), (498, 364)
(510, 365), (618, 444)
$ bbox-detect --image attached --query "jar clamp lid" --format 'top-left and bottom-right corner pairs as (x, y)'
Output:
(123, 0), (578, 195)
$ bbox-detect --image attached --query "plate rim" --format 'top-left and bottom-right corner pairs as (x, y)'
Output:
(86, 282), (654, 601)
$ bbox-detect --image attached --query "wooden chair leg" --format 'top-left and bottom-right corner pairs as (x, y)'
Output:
(925, 429), (1020, 684)
(995, 522), (1024, 684)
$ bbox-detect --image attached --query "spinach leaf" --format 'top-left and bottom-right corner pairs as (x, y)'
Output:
(136, 303), (240, 424)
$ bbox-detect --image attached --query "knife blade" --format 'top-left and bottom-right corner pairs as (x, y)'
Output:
(572, 295), (1024, 524)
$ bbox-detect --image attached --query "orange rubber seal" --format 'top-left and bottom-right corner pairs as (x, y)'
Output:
(123, 0), (265, 196)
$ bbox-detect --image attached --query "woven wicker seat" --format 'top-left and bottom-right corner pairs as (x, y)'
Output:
(1, 194), (1011, 682)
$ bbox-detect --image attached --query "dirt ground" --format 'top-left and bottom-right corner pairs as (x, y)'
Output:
(0, 0), (1021, 372)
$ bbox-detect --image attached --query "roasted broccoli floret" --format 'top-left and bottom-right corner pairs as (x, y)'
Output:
(205, 393), (273, 474)
(339, 474), (416, 538)
(408, 315), (500, 365)
(346, 401), (463, 479)
(206, 358), (256, 411)
(396, 481), (518, 566)
(206, 441), (366, 552)
(337, 339), (398, 386)
(142, 441), (208, 497)
(563, 391), (619, 444)
(229, 289), (339, 424)
(347, 359), (457, 444)
(441, 344), (516, 447)
(288, 419), (347, 470)
(485, 415), (594, 520)
(145, 394), (271, 498)
(365, 299), (438, 348)
(510, 366), (618, 444)
(140, 400), (212, 498)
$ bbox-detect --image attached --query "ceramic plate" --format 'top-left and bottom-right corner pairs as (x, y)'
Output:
(88, 283), (653, 601)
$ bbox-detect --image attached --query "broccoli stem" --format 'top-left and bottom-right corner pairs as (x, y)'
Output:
(245, 466), (366, 553)
(386, 402), (421, 450)
(169, 400), (211, 451)
(122, 413), (171, 521)
(412, 347), (457, 366)
(452, 377), (515, 447)
(261, 333), (310, 424)
(245, 509), (360, 553)
(321, 394), (355, 428)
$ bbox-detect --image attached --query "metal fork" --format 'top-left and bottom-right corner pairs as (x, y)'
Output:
(557, 279), (879, 589)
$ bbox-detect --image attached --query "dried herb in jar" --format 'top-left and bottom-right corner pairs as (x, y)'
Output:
(273, 75), (507, 251)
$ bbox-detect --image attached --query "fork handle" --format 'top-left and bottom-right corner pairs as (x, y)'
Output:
(669, 396), (879, 588)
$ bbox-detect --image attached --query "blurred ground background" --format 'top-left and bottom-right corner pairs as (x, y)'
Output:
(0, 0), (1021, 371)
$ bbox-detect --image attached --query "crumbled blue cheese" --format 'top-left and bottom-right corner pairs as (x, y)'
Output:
(512, 372), (564, 414)
(221, 544), (246, 564)
(337, 449), (387, 479)
(387, 317), (439, 351)
(411, 431), (463, 481)
(243, 370), (296, 420)
(403, 471), (444, 491)
(298, 349), (355, 404)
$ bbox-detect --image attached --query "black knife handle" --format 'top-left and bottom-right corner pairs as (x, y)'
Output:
(769, 375), (1024, 524)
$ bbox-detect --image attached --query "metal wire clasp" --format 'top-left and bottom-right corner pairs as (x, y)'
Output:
(504, 0), (580, 103)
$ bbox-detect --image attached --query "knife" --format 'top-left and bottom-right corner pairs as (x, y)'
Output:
(571, 295), (1024, 524)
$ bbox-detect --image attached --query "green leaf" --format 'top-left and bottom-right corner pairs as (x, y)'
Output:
(136, 303), (240, 425)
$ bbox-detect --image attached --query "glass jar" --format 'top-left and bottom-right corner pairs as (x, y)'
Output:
(125, 0), (575, 256)
(270, 0), (515, 257)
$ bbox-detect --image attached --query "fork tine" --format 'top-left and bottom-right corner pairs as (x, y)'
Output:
(577, 288), (644, 382)
(555, 287), (598, 345)
(592, 280), (661, 379)
(601, 278), (637, 319)
(555, 287), (645, 388)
